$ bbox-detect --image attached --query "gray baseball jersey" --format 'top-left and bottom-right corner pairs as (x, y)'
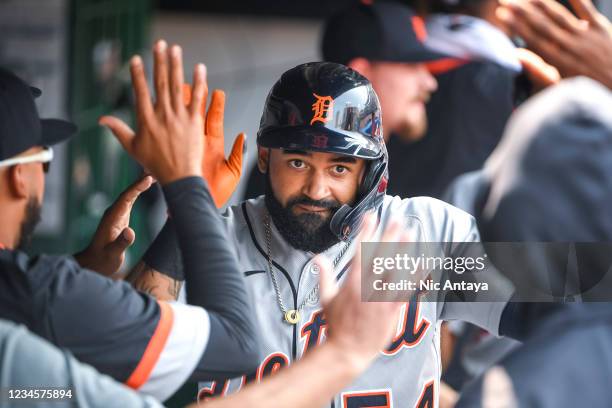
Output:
(197, 195), (510, 407)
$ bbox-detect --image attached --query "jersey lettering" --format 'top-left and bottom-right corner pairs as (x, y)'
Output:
(241, 370), (258, 387)
(342, 390), (391, 408)
(415, 381), (435, 408)
(197, 380), (230, 402)
(257, 352), (289, 381)
(300, 301), (430, 358)
(200, 352), (289, 400)
(384, 299), (430, 355)
(301, 310), (327, 354)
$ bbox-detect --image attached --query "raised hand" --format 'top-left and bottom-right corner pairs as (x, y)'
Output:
(315, 213), (416, 373)
(99, 40), (207, 185)
(75, 175), (154, 277)
(498, 0), (612, 89)
(183, 84), (246, 207)
(516, 48), (560, 92)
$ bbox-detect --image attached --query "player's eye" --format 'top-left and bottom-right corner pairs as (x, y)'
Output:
(289, 159), (306, 169)
(333, 165), (348, 175)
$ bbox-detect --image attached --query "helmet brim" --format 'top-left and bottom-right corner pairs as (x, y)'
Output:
(258, 125), (383, 160)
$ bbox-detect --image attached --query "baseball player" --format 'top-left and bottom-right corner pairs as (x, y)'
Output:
(135, 62), (514, 407)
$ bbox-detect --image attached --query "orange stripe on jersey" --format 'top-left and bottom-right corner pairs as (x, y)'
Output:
(412, 16), (427, 42)
(126, 300), (174, 389)
(426, 58), (468, 75)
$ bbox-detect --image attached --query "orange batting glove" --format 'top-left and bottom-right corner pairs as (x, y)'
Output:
(183, 83), (246, 208)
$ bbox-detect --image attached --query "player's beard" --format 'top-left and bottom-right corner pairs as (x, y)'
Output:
(264, 173), (341, 253)
(17, 196), (42, 251)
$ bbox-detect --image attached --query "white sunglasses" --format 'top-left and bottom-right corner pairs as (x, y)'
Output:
(0, 147), (54, 173)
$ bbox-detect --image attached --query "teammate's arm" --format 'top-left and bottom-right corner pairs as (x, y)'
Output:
(126, 221), (183, 301)
(96, 39), (261, 385)
(127, 259), (182, 301)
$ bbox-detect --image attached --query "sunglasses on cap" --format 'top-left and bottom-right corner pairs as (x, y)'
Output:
(0, 147), (54, 173)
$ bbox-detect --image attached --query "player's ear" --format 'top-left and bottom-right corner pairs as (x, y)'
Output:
(347, 58), (372, 79)
(7, 164), (29, 199)
(257, 147), (270, 174)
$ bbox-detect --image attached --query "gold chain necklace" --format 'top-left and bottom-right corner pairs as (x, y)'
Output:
(264, 214), (351, 324)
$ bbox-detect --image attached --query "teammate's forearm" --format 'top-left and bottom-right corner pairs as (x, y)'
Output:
(135, 212), (188, 301)
(141, 218), (185, 283)
(162, 177), (244, 311)
(162, 177), (261, 377)
(201, 342), (362, 408)
(126, 261), (182, 301)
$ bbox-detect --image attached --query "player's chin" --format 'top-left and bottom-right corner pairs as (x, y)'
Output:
(395, 112), (428, 142)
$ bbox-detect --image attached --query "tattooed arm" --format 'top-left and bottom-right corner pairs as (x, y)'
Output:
(125, 210), (186, 301)
(126, 261), (182, 301)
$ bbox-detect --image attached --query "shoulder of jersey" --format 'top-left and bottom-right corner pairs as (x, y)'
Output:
(382, 194), (477, 241)
(223, 196), (266, 232)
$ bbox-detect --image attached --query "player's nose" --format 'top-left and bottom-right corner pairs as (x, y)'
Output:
(418, 64), (438, 93)
(302, 171), (331, 202)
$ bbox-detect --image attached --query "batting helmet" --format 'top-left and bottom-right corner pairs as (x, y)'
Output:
(257, 62), (388, 240)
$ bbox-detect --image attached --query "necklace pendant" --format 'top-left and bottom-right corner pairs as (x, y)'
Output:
(284, 310), (301, 324)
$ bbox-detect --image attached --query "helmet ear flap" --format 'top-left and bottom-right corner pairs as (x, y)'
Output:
(330, 159), (388, 240)
(330, 205), (352, 239)
(359, 159), (386, 198)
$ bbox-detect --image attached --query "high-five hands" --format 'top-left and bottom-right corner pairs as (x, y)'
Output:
(498, 0), (612, 89)
(75, 175), (154, 277)
(99, 40), (206, 185)
(183, 85), (245, 208)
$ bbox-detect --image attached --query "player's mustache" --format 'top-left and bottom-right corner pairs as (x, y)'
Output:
(288, 196), (341, 211)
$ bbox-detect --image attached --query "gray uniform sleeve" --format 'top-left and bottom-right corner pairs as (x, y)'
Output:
(435, 210), (514, 336)
(0, 319), (163, 408)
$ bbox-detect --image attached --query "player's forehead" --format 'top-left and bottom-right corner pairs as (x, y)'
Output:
(278, 149), (359, 165)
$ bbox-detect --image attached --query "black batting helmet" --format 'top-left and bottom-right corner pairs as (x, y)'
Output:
(257, 62), (388, 240)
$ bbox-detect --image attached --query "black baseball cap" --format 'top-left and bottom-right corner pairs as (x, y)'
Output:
(0, 67), (77, 161)
(322, 1), (449, 65)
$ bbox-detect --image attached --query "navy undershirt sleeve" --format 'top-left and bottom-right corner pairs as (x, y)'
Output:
(143, 220), (183, 281)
